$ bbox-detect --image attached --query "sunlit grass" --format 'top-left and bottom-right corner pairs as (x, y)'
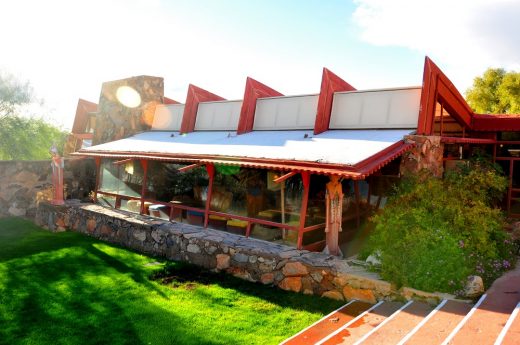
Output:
(0, 217), (341, 345)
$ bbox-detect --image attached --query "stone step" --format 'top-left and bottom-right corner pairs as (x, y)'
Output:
(397, 300), (473, 345)
(317, 301), (404, 345)
(360, 301), (433, 345)
(281, 301), (372, 345)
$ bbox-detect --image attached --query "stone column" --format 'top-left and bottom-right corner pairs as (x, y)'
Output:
(93, 76), (164, 145)
(324, 175), (343, 257)
(400, 135), (444, 178)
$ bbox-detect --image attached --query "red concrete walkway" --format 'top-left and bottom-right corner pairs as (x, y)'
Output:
(280, 259), (520, 344)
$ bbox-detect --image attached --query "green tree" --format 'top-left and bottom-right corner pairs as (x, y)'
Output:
(466, 68), (520, 114)
(0, 71), (32, 117)
(0, 71), (66, 160)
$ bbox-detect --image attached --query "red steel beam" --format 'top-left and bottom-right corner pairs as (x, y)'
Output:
(417, 57), (473, 135)
(204, 163), (215, 228)
(237, 77), (283, 134)
(163, 96), (180, 104)
(314, 68), (356, 135)
(139, 160), (149, 214)
(71, 98), (98, 134)
(297, 172), (310, 249)
(180, 84), (225, 134)
(273, 171), (297, 184)
(177, 163), (203, 173)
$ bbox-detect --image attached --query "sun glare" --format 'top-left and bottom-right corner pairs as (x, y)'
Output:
(116, 86), (141, 108)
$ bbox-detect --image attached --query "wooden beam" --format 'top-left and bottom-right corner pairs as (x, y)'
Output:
(324, 175), (343, 256)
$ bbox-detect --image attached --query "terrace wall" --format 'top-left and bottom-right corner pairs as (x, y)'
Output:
(0, 159), (96, 218)
(35, 201), (448, 304)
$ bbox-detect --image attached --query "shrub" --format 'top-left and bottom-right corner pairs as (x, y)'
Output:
(364, 157), (517, 294)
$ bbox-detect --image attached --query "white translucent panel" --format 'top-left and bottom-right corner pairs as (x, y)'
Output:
(152, 104), (185, 131)
(253, 94), (318, 130)
(330, 87), (421, 129)
(195, 100), (242, 131)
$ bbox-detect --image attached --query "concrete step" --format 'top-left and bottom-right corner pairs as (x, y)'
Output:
(281, 300), (372, 345)
(499, 302), (520, 345)
(360, 301), (433, 345)
(447, 270), (520, 345)
(400, 300), (473, 345)
(317, 301), (404, 345)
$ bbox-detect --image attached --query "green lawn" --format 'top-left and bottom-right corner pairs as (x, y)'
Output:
(0, 218), (341, 345)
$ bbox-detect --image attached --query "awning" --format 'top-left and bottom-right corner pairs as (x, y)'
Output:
(75, 129), (415, 179)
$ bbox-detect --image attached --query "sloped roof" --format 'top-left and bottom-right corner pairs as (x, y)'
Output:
(77, 129), (414, 179)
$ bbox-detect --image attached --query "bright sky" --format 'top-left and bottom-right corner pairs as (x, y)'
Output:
(1, 0), (519, 130)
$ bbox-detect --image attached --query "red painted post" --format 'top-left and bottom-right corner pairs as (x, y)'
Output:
(139, 160), (149, 215)
(94, 157), (101, 203)
(297, 172), (310, 250)
(354, 180), (361, 228)
(204, 163), (215, 228)
(50, 146), (65, 205)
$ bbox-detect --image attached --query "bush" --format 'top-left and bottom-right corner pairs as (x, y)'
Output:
(363, 158), (517, 294)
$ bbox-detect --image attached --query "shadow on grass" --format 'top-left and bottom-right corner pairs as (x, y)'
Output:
(150, 262), (342, 315)
(0, 218), (229, 345)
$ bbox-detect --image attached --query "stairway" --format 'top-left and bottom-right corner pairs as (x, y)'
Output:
(281, 271), (520, 345)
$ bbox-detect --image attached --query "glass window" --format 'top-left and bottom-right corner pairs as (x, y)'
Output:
(99, 159), (143, 197)
(145, 161), (208, 211)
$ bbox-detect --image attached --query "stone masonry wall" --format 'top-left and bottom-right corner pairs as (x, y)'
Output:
(93, 76), (164, 145)
(0, 158), (96, 218)
(400, 135), (444, 178)
(35, 201), (448, 304)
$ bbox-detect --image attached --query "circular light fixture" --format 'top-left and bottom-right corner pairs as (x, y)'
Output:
(116, 86), (141, 108)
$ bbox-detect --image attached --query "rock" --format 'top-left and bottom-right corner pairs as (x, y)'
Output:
(260, 273), (274, 285)
(100, 224), (112, 236)
(282, 262), (309, 277)
(343, 285), (377, 304)
(206, 246), (218, 255)
(233, 253), (249, 263)
(133, 230), (147, 242)
(366, 250), (382, 266)
(400, 287), (443, 305)
(279, 277), (302, 293)
(8, 204), (26, 217)
(216, 254), (230, 270)
(228, 267), (254, 282)
(322, 290), (345, 301)
(151, 230), (162, 243)
(187, 244), (201, 254)
(463, 275), (484, 298)
(248, 255), (258, 264)
(310, 271), (323, 283)
(86, 218), (97, 233)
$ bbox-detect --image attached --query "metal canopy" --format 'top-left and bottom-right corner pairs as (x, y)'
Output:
(76, 129), (414, 179)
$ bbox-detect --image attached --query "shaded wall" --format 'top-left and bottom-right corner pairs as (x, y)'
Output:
(400, 135), (444, 178)
(0, 158), (96, 218)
